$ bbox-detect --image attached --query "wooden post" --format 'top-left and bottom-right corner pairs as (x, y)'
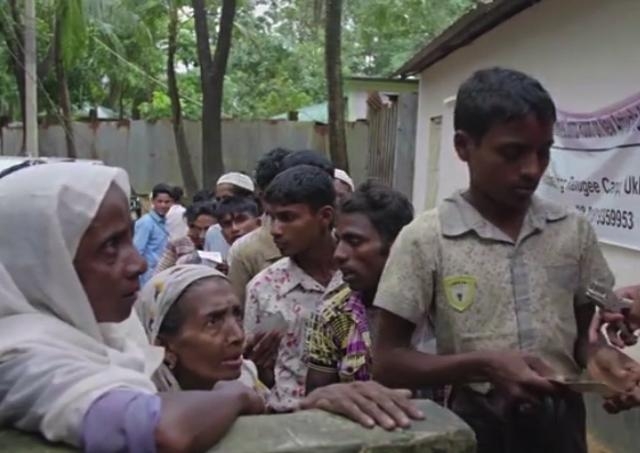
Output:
(24, 0), (38, 156)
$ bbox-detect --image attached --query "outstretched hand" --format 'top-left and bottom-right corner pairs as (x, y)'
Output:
(588, 286), (640, 347)
(485, 351), (558, 409)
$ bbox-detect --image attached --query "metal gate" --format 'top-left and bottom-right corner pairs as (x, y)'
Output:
(367, 93), (398, 186)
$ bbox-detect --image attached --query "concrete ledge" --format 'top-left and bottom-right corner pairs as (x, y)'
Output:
(0, 400), (476, 452)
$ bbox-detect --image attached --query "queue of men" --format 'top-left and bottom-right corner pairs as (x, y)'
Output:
(130, 67), (640, 453)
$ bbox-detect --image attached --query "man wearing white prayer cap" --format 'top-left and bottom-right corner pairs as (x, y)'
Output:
(206, 172), (257, 263)
(215, 172), (255, 200)
(334, 168), (354, 203)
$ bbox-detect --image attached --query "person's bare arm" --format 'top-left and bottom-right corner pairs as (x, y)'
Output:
(373, 310), (556, 403)
(306, 368), (339, 394)
(155, 382), (263, 453)
(575, 302), (596, 368)
(373, 310), (492, 388)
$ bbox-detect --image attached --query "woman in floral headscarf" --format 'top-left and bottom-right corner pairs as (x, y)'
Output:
(137, 265), (268, 398)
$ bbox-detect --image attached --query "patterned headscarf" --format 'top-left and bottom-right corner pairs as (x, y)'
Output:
(136, 264), (227, 391)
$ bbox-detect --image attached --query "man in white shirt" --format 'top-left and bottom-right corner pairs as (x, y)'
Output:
(165, 186), (188, 240)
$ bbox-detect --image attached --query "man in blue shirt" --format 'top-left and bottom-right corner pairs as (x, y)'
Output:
(134, 183), (173, 284)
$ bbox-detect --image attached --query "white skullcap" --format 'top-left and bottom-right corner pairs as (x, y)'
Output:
(216, 172), (255, 192)
(334, 168), (354, 191)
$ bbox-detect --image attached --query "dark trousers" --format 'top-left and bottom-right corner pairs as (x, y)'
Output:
(450, 387), (587, 453)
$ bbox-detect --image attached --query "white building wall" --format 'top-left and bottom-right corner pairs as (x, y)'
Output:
(413, 0), (640, 285)
(347, 91), (370, 121)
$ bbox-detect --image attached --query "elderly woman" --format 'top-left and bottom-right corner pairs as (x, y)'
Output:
(137, 265), (268, 395)
(136, 265), (424, 422)
(0, 162), (422, 453)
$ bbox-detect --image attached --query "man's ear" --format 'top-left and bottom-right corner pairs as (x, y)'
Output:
(454, 130), (474, 163)
(318, 205), (335, 229)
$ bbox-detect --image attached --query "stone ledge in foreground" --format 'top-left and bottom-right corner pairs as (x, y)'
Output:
(0, 399), (476, 453)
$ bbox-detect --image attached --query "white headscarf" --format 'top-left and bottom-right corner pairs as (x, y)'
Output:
(0, 162), (161, 446)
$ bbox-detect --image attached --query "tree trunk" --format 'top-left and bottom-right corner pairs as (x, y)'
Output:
(192, 0), (236, 189)
(53, 11), (76, 158)
(106, 79), (122, 111)
(168, 0), (198, 196)
(325, 0), (349, 171)
(56, 65), (76, 158)
(1, 0), (26, 152)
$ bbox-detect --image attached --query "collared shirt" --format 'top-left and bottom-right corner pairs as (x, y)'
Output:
(204, 224), (231, 259)
(134, 210), (169, 284)
(154, 236), (198, 275)
(228, 219), (282, 303)
(244, 258), (343, 411)
(306, 287), (372, 382)
(374, 191), (614, 381)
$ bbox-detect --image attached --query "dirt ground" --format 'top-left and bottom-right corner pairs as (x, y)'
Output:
(588, 432), (613, 453)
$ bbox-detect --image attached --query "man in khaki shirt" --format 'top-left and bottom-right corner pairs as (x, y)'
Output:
(373, 68), (614, 453)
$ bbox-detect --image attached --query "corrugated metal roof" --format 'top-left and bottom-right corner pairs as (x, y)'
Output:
(392, 0), (541, 77)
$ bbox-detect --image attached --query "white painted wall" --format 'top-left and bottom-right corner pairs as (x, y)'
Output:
(347, 91), (370, 121)
(413, 0), (640, 285)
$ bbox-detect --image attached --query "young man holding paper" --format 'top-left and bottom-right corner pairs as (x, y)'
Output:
(243, 165), (342, 412)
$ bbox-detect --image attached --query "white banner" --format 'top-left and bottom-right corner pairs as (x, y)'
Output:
(537, 94), (640, 251)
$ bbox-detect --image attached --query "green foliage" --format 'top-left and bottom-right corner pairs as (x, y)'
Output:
(343, 0), (474, 76)
(58, 0), (87, 68)
(0, 0), (474, 121)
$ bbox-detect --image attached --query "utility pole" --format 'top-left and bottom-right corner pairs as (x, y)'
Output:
(24, 0), (38, 156)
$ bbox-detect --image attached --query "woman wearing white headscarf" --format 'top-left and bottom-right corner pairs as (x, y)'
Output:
(0, 162), (264, 452)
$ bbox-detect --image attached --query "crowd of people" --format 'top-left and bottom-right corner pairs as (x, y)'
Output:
(1, 67), (640, 453)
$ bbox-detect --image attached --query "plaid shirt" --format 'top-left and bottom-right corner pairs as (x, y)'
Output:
(306, 287), (372, 382)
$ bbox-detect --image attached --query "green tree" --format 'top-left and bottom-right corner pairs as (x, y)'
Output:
(0, 0), (474, 127)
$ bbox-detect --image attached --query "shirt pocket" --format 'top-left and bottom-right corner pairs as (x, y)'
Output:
(545, 263), (580, 294)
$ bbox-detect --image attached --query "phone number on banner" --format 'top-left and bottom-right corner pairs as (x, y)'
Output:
(575, 205), (635, 231)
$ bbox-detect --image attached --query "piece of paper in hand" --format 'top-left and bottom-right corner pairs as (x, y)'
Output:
(197, 250), (223, 264)
(254, 312), (288, 335)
